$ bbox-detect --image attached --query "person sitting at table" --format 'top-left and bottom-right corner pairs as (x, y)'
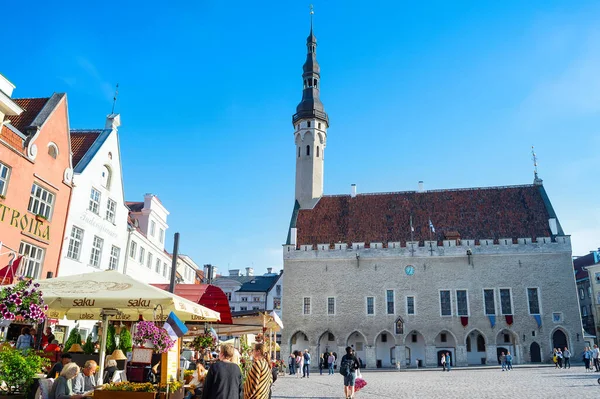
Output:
(47, 353), (72, 379)
(49, 362), (85, 399)
(184, 363), (208, 399)
(73, 360), (98, 394)
(102, 359), (119, 383)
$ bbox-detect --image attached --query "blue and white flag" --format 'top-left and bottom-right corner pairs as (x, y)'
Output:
(163, 311), (188, 340)
(428, 219), (435, 233)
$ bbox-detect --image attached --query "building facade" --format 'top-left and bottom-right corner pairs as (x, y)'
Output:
(573, 251), (598, 337)
(0, 74), (73, 280)
(280, 24), (584, 368)
(582, 251), (600, 339)
(58, 114), (129, 277)
(124, 195), (172, 284)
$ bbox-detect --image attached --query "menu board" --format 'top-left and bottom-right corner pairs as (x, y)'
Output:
(161, 338), (180, 384)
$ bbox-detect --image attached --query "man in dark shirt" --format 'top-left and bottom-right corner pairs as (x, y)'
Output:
(47, 353), (72, 378)
(341, 347), (360, 399)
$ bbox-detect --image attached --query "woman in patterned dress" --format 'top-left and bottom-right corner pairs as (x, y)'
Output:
(244, 343), (273, 399)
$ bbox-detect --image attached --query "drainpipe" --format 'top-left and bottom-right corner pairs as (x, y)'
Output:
(122, 225), (133, 275)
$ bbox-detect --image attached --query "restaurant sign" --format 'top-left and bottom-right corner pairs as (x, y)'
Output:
(0, 204), (50, 240)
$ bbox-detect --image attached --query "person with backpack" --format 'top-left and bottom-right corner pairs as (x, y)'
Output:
(340, 346), (360, 399)
(16, 327), (33, 350)
(302, 349), (311, 378)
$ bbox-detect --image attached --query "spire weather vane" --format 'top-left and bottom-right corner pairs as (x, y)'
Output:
(310, 4), (314, 27)
(111, 83), (119, 114)
(531, 145), (539, 179)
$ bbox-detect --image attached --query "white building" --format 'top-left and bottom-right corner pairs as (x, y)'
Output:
(123, 195), (172, 284)
(213, 268), (282, 314)
(177, 254), (200, 284)
(59, 114), (129, 277)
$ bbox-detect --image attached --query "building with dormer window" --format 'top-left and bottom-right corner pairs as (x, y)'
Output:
(0, 74), (73, 280)
(58, 114), (129, 277)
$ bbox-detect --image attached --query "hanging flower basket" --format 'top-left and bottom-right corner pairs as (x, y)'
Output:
(132, 321), (175, 354)
(0, 277), (47, 323)
(190, 332), (215, 351)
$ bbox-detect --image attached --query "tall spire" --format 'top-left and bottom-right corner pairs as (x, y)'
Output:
(532, 146), (543, 185)
(292, 5), (328, 127)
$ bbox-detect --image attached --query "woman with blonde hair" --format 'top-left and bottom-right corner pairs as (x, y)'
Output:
(49, 362), (85, 399)
(243, 343), (273, 399)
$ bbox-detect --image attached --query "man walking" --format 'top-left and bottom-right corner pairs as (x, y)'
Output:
(499, 351), (507, 371)
(505, 351), (513, 371)
(340, 346), (360, 399)
(556, 348), (563, 369)
(303, 349), (311, 378)
(593, 345), (600, 372)
(563, 347), (571, 369)
(445, 352), (451, 372)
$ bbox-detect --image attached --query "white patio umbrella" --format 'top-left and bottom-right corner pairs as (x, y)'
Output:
(33, 270), (220, 380)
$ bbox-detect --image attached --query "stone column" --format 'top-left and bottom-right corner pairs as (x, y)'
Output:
(365, 345), (376, 369)
(486, 344), (498, 365)
(515, 344), (524, 365)
(425, 346), (437, 367)
(456, 344), (467, 367)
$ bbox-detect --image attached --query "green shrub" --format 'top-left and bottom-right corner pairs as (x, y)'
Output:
(0, 346), (49, 395)
(119, 327), (133, 353)
(106, 324), (117, 355)
(64, 328), (82, 352)
(83, 335), (95, 355)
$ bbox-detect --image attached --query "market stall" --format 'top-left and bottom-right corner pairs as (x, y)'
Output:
(29, 270), (220, 380)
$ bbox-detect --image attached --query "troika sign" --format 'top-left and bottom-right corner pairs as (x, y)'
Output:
(0, 204), (50, 240)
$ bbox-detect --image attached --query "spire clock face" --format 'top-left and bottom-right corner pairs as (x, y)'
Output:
(405, 265), (415, 276)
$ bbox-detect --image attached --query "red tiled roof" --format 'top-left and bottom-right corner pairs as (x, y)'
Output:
(295, 185), (552, 246)
(8, 98), (50, 133)
(0, 125), (25, 154)
(152, 284), (232, 324)
(573, 252), (598, 281)
(70, 130), (101, 167)
(126, 202), (144, 212)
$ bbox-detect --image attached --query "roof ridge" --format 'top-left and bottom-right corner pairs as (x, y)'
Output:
(11, 96), (51, 100)
(322, 184), (536, 198)
(70, 129), (103, 132)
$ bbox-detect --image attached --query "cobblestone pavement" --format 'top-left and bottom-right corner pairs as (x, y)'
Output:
(271, 366), (600, 399)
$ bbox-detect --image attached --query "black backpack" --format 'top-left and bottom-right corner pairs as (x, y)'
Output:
(339, 356), (354, 377)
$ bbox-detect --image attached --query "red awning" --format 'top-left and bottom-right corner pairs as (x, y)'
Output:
(152, 284), (233, 325)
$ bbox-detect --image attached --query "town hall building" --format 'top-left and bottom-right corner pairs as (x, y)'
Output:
(281, 21), (584, 368)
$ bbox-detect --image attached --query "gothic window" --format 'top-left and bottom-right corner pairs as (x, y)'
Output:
(318, 122), (321, 129)
(477, 335), (486, 352)
(313, 79), (317, 88)
(307, 121), (311, 128)
(317, 146), (320, 157)
(466, 336), (471, 352)
(395, 317), (404, 334)
(306, 145), (310, 156)
(298, 147), (300, 158)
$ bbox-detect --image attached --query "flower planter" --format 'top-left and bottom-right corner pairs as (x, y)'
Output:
(94, 391), (156, 399)
(157, 388), (184, 399)
(0, 395), (26, 399)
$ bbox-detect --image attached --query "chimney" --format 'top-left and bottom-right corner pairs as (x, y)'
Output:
(290, 228), (298, 246)
(229, 269), (240, 277)
(105, 113), (121, 131)
(417, 181), (424, 193)
(351, 184), (357, 198)
(267, 267), (273, 274)
(245, 267), (254, 277)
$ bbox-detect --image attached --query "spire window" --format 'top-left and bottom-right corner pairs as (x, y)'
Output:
(307, 121), (311, 128)
(306, 145), (310, 156)
(317, 146), (320, 157)
(313, 79), (318, 88)
(298, 147), (300, 158)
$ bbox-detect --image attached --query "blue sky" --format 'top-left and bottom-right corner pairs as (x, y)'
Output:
(4, 1), (600, 273)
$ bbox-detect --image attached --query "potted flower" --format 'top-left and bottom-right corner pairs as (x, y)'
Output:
(34, 214), (47, 223)
(0, 277), (47, 323)
(132, 321), (175, 354)
(157, 381), (184, 399)
(0, 346), (49, 398)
